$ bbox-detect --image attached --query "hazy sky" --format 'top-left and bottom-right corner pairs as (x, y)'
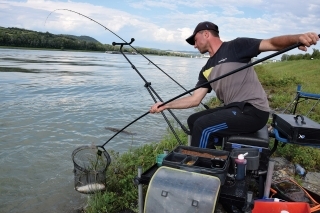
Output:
(0, 0), (319, 56)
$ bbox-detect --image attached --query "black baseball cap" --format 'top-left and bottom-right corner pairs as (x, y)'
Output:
(186, 21), (219, 45)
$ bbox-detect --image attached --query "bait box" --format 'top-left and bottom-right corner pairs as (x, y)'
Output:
(162, 145), (230, 185)
(230, 148), (260, 171)
(224, 142), (270, 171)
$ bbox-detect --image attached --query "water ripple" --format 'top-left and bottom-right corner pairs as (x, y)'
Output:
(0, 48), (211, 213)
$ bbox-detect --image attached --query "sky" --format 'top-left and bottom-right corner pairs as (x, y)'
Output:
(0, 0), (320, 57)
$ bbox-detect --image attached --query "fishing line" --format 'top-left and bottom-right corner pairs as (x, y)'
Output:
(160, 41), (314, 107)
(44, 9), (191, 145)
(45, 9), (319, 148)
(44, 9), (209, 109)
(99, 39), (319, 146)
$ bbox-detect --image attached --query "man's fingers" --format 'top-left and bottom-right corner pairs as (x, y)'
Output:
(298, 33), (319, 51)
(298, 46), (307, 51)
(300, 33), (319, 47)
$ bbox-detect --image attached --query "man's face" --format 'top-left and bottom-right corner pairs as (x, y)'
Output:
(194, 30), (208, 54)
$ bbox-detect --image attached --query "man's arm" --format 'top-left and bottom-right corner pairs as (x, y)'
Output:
(150, 87), (208, 113)
(259, 32), (319, 52)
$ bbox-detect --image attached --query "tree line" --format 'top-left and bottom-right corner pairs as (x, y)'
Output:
(0, 27), (190, 57)
(2, 26), (318, 60)
(281, 49), (320, 61)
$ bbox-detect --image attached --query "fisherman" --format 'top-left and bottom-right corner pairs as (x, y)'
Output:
(150, 21), (318, 148)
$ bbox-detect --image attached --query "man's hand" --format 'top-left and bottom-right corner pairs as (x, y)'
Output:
(298, 32), (319, 51)
(150, 102), (166, 113)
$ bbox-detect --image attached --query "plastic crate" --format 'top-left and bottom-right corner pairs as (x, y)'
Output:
(252, 201), (311, 213)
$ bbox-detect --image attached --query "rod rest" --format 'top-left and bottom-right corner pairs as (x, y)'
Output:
(224, 125), (269, 148)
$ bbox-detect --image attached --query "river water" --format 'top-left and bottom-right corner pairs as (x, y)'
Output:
(0, 48), (212, 213)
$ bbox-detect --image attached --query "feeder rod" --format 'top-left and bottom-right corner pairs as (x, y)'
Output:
(159, 40), (318, 108)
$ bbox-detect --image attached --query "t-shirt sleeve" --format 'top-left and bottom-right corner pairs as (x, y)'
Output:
(195, 69), (212, 93)
(233, 38), (262, 62)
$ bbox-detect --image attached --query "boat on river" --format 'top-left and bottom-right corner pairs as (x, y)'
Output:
(105, 51), (137, 55)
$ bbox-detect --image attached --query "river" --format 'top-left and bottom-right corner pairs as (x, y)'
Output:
(0, 48), (213, 213)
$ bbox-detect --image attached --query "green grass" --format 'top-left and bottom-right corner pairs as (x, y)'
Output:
(255, 59), (320, 121)
(84, 59), (320, 213)
(255, 60), (320, 171)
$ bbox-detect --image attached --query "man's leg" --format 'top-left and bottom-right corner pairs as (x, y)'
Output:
(189, 104), (269, 148)
(187, 107), (224, 148)
(187, 106), (224, 134)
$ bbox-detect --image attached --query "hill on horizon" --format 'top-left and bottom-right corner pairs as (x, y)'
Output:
(60, 34), (100, 43)
(0, 26), (100, 43)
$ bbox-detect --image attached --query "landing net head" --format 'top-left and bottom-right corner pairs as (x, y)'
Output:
(72, 145), (111, 194)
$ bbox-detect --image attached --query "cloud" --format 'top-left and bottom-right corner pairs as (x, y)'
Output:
(221, 5), (244, 16)
(0, 0), (319, 52)
(129, 0), (176, 10)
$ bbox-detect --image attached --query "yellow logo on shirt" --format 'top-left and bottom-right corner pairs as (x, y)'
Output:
(203, 67), (213, 80)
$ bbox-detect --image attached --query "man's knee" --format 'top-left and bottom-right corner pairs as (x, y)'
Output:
(187, 113), (198, 126)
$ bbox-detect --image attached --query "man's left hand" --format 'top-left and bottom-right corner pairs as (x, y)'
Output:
(298, 32), (319, 51)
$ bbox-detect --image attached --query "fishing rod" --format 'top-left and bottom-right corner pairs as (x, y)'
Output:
(160, 39), (320, 107)
(98, 38), (319, 146)
(46, 10), (319, 148)
(45, 9), (209, 109)
(112, 39), (186, 143)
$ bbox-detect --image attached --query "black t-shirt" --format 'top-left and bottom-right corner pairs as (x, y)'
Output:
(196, 37), (270, 112)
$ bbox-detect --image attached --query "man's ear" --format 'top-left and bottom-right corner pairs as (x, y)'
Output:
(205, 30), (211, 39)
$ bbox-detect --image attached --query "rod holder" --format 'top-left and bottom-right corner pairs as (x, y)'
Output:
(112, 38), (135, 46)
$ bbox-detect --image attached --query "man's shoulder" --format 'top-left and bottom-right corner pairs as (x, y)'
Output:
(228, 37), (261, 43)
(226, 37), (262, 53)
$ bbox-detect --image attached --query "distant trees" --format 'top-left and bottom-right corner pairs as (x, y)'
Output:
(0, 27), (106, 51)
(0, 27), (190, 57)
(281, 48), (320, 61)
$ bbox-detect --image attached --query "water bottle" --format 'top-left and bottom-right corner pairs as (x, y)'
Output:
(235, 152), (248, 180)
(295, 164), (306, 176)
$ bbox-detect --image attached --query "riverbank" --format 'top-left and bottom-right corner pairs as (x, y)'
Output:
(0, 45), (103, 52)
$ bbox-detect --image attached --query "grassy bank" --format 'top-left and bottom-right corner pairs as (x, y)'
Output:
(84, 59), (320, 213)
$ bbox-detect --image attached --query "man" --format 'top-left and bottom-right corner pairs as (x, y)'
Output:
(150, 21), (319, 148)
